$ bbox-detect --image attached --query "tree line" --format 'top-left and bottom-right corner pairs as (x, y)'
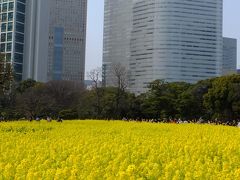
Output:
(1, 64), (240, 124)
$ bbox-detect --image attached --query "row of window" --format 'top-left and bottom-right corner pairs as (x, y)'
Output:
(1, 31), (24, 41)
(0, 42), (12, 52)
(0, 2), (14, 13)
(0, 7), (25, 23)
(1, 22), (13, 32)
(1, 32), (12, 42)
(0, 42), (23, 52)
(0, 0), (14, 3)
(0, 50), (23, 65)
(0, 1), (26, 79)
(0, 12), (13, 22)
(0, 52), (11, 62)
(0, 1), (28, 81)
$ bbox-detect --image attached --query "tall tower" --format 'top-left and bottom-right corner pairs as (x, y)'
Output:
(222, 37), (237, 75)
(103, 0), (223, 94)
(0, 0), (87, 84)
(0, 0), (27, 81)
(47, 0), (87, 82)
(23, 0), (50, 82)
(102, 0), (133, 87)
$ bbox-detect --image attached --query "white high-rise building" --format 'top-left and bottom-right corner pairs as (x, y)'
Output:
(24, 0), (50, 82)
(103, 0), (223, 94)
(222, 37), (237, 75)
(102, 0), (133, 87)
(0, 0), (87, 83)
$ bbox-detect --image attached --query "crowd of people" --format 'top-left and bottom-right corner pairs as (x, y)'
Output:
(1, 115), (240, 127)
(122, 117), (240, 127)
(0, 116), (64, 123)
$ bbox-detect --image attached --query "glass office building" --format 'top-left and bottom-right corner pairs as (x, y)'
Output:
(1, 0), (87, 83)
(47, 0), (87, 82)
(103, 0), (224, 94)
(222, 37), (237, 75)
(103, 0), (133, 87)
(0, 0), (26, 81)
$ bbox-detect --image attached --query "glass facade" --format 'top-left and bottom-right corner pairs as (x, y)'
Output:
(222, 37), (237, 75)
(103, 0), (133, 88)
(47, 0), (87, 83)
(53, 27), (64, 80)
(0, 0), (26, 81)
(103, 0), (223, 94)
(1, 0), (87, 83)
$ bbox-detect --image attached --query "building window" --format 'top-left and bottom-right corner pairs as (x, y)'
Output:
(1, 33), (6, 42)
(7, 22), (13, 31)
(8, 2), (14, 11)
(17, 2), (25, 13)
(14, 63), (23, 74)
(1, 23), (6, 32)
(1, 13), (7, 22)
(53, 27), (64, 80)
(0, 43), (6, 52)
(14, 53), (23, 63)
(7, 33), (12, 41)
(16, 12), (25, 23)
(6, 43), (12, 51)
(6, 53), (11, 62)
(2, 3), (7, 12)
(16, 22), (24, 33)
(8, 12), (13, 21)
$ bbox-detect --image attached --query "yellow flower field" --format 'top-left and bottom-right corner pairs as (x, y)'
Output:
(0, 120), (240, 179)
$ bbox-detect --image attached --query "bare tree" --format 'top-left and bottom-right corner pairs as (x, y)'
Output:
(16, 80), (84, 120)
(0, 53), (13, 96)
(16, 85), (55, 120)
(87, 67), (103, 117)
(87, 67), (102, 89)
(110, 63), (129, 118)
(111, 63), (128, 92)
(45, 80), (84, 111)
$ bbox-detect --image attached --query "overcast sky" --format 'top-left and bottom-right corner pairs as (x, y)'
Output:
(85, 0), (240, 74)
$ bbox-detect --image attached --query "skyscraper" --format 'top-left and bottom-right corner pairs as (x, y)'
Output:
(47, 0), (87, 82)
(23, 0), (50, 82)
(222, 37), (237, 75)
(102, 0), (133, 87)
(0, 0), (27, 81)
(103, 0), (224, 94)
(0, 0), (87, 83)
